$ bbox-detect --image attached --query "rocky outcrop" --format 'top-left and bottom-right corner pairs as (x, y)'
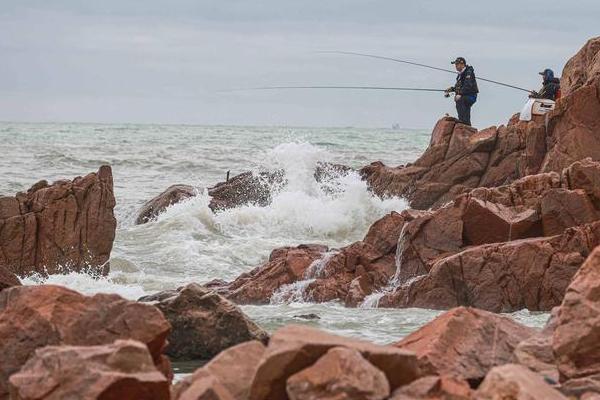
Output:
(0, 266), (20, 292)
(8, 340), (170, 400)
(0, 285), (171, 398)
(136, 184), (196, 224)
(286, 347), (391, 400)
(0, 166), (116, 277)
(394, 307), (535, 386)
(553, 245), (600, 396)
(389, 376), (472, 400)
(139, 283), (268, 361)
(475, 364), (567, 400)
(208, 170), (285, 211)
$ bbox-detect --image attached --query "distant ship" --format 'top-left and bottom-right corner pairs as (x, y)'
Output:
(391, 123), (400, 130)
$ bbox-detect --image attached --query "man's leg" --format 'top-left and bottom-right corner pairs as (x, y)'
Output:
(456, 97), (472, 126)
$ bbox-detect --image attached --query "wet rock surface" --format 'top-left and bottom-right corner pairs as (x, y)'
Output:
(136, 184), (197, 224)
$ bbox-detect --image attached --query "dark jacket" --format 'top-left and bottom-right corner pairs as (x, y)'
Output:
(452, 65), (479, 96)
(536, 78), (561, 100)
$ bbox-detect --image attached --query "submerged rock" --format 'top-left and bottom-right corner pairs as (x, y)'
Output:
(0, 285), (171, 398)
(394, 307), (535, 386)
(0, 166), (116, 277)
(135, 184), (196, 224)
(8, 340), (170, 400)
(139, 283), (268, 361)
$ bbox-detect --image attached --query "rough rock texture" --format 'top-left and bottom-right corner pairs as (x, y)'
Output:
(553, 246), (600, 396)
(208, 170), (285, 211)
(513, 307), (560, 382)
(475, 364), (567, 400)
(286, 347), (390, 400)
(389, 375), (472, 400)
(0, 166), (116, 277)
(136, 184), (196, 224)
(561, 37), (600, 96)
(0, 265), (20, 292)
(8, 340), (170, 400)
(0, 285), (171, 398)
(139, 283), (268, 361)
(173, 341), (266, 400)
(381, 221), (600, 312)
(249, 325), (419, 400)
(394, 307), (534, 386)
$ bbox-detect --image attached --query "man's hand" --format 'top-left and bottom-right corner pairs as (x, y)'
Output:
(529, 91), (539, 99)
(455, 94), (462, 101)
(444, 87), (454, 98)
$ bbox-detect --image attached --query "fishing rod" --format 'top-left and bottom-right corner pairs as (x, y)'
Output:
(223, 85), (446, 93)
(318, 51), (534, 94)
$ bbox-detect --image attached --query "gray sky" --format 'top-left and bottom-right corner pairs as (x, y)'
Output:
(1, 1), (598, 128)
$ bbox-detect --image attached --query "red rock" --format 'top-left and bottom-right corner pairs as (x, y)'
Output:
(0, 265), (20, 292)
(0, 166), (116, 277)
(383, 221), (600, 312)
(394, 307), (535, 385)
(249, 325), (419, 400)
(139, 283), (268, 361)
(208, 170), (285, 211)
(560, 37), (600, 97)
(553, 246), (600, 396)
(173, 341), (266, 400)
(0, 285), (171, 398)
(8, 339), (170, 400)
(562, 158), (600, 207)
(389, 375), (472, 400)
(136, 184), (196, 224)
(475, 364), (567, 400)
(541, 188), (598, 235)
(173, 369), (234, 400)
(286, 347), (390, 400)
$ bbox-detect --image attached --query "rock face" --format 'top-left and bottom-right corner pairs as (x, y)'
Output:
(0, 166), (116, 277)
(0, 285), (171, 398)
(139, 283), (268, 361)
(553, 246), (600, 396)
(286, 347), (390, 400)
(208, 170), (285, 211)
(250, 325), (419, 400)
(136, 184), (196, 224)
(0, 266), (20, 292)
(475, 364), (567, 400)
(389, 376), (472, 400)
(394, 307), (535, 386)
(8, 340), (170, 400)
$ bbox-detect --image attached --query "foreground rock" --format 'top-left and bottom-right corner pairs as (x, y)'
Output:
(0, 266), (20, 292)
(394, 307), (535, 386)
(475, 364), (567, 400)
(136, 184), (196, 224)
(553, 246), (600, 396)
(8, 340), (170, 400)
(139, 283), (268, 361)
(0, 166), (116, 277)
(0, 285), (171, 398)
(389, 376), (472, 400)
(286, 347), (390, 400)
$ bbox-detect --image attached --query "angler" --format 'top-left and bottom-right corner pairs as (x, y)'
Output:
(445, 57), (479, 126)
(530, 68), (561, 101)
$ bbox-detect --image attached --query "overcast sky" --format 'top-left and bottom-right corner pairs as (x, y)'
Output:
(1, 1), (598, 128)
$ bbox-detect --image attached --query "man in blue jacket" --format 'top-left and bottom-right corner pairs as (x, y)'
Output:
(445, 57), (479, 126)
(530, 69), (561, 101)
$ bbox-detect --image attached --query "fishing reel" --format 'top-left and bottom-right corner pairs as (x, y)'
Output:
(444, 87), (455, 98)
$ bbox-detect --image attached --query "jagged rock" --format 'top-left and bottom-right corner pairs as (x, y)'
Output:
(394, 307), (535, 386)
(173, 341), (266, 400)
(136, 184), (196, 224)
(560, 37), (600, 97)
(562, 158), (600, 207)
(8, 340), (170, 400)
(382, 221), (600, 312)
(0, 266), (20, 292)
(553, 246), (600, 397)
(139, 283), (268, 361)
(249, 325), (419, 400)
(208, 170), (285, 211)
(389, 375), (472, 400)
(286, 347), (390, 400)
(475, 364), (567, 400)
(0, 166), (116, 277)
(541, 188), (598, 235)
(0, 285), (171, 398)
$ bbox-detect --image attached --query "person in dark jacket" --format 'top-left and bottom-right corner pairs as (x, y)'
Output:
(445, 57), (479, 126)
(530, 69), (560, 101)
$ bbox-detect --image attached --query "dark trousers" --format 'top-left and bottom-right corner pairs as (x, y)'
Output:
(456, 96), (476, 126)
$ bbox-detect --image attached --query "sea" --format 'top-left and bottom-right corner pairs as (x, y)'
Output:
(0, 122), (548, 356)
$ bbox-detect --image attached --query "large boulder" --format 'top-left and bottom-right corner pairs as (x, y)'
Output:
(389, 376), (472, 400)
(0, 265), (20, 292)
(553, 246), (600, 396)
(286, 347), (390, 400)
(394, 307), (535, 386)
(173, 340), (266, 400)
(560, 36), (600, 97)
(0, 166), (116, 277)
(8, 340), (170, 400)
(136, 184), (196, 224)
(208, 170), (285, 211)
(0, 285), (171, 398)
(475, 364), (567, 400)
(249, 325), (419, 400)
(139, 283), (268, 361)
